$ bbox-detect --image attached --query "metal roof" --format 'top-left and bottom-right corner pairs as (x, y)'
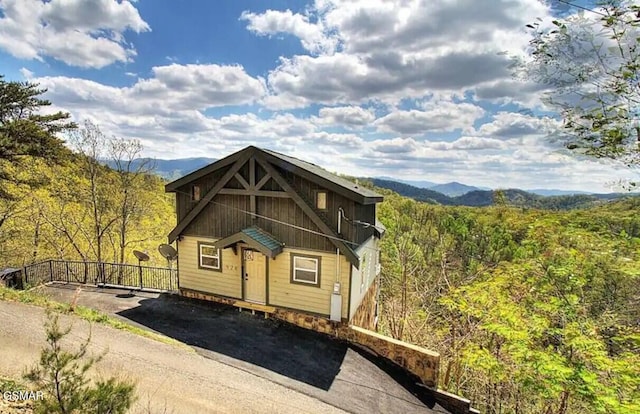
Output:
(166, 146), (384, 205)
(260, 148), (383, 201)
(214, 226), (284, 258)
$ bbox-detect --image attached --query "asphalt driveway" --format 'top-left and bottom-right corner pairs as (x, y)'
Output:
(39, 283), (449, 414)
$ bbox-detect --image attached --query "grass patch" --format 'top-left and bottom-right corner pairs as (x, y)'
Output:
(0, 286), (190, 351)
(0, 375), (26, 392)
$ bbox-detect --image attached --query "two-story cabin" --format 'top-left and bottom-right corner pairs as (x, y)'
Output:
(165, 146), (384, 326)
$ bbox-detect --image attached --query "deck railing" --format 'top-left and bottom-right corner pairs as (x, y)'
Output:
(2, 259), (178, 292)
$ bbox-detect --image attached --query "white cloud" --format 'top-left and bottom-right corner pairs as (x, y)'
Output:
(375, 101), (485, 135)
(240, 9), (337, 54)
(38, 63), (266, 115)
(0, 0), (149, 68)
(248, 0), (553, 109)
(426, 136), (507, 151)
(316, 106), (375, 128)
(369, 137), (420, 154)
(19, 67), (33, 79)
(475, 112), (560, 139)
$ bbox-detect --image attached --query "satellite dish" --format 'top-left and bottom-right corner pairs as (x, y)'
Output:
(158, 244), (178, 261)
(133, 250), (150, 262)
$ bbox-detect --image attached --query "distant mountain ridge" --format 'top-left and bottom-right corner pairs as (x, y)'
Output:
(104, 157), (216, 181)
(103, 158), (628, 209)
(369, 178), (631, 210)
(429, 181), (483, 197)
(374, 176), (592, 197)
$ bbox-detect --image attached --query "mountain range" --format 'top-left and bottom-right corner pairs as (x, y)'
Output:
(375, 176), (590, 197)
(103, 157), (216, 181)
(368, 178), (628, 210)
(108, 157), (631, 209)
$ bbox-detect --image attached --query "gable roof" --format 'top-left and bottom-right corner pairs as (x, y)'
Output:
(259, 148), (383, 204)
(165, 146), (383, 204)
(214, 226), (284, 259)
(165, 146), (383, 268)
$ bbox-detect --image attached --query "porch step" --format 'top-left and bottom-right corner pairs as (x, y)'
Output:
(234, 300), (276, 317)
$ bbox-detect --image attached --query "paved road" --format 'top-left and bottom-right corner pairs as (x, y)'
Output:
(0, 300), (347, 414)
(18, 284), (449, 413)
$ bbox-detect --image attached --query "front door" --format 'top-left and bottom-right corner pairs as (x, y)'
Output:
(243, 249), (266, 304)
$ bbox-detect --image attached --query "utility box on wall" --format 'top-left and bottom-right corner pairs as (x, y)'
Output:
(330, 292), (342, 321)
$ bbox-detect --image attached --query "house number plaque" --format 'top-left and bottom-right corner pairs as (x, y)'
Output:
(244, 251), (254, 261)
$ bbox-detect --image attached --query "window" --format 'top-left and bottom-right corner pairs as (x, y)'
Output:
(191, 185), (201, 201)
(290, 254), (321, 287)
(315, 191), (327, 210)
(198, 242), (221, 271)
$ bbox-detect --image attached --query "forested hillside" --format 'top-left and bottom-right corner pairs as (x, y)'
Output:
(0, 152), (174, 268)
(0, 76), (175, 269)
(376, 193), (640, 414)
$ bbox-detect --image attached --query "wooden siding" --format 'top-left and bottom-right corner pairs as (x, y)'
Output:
(276, 166), (365, 245)
(175, 167), (228, 223)
(184, 193), (336, 252)
(268, 247), (351, 319)
(349, 236), (379, 321)
(185, 193), (252, 237)
(174, 155), (376, 251)
(177, 236), (242, 298)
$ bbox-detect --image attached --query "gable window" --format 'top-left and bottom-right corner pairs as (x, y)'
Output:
(290, 254), (321, 287)
(198, 242), (221, 271)
(191, 185), (201, 201)
(315, 191), (327, 210)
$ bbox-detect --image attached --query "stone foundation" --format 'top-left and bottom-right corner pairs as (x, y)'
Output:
(350, 279), (378, 331)
(181, 289), (240, 308)
(271, 307), (341, 335)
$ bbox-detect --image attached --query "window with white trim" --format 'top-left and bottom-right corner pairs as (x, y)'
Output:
(198, 243), (221, 271)
(291, 254), (321, 287)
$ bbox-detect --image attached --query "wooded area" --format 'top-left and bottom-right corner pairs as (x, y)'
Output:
(376, 190), (640, 414)
(0, 76), (174, 268)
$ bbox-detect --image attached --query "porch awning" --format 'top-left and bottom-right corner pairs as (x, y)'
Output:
(214, 226), (284, 258)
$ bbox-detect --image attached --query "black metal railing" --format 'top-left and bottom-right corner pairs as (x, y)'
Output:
(6, 259), (178, 292)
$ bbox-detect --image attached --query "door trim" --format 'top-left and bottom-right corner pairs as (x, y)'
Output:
(241, 247), (267, 304)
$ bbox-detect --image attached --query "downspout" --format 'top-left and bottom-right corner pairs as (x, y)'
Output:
(329, 208), (344, 322)
(336, 208), (342, 283)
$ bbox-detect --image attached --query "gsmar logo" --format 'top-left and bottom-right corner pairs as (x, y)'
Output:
(2, 390), (44, 401)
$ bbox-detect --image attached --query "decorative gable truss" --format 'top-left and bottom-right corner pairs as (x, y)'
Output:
(167, 147), (361, 268)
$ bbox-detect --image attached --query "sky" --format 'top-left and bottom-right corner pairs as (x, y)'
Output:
(0, 0), (634, 192)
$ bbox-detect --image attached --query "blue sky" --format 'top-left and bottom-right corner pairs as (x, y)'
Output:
(0, 0), (632, 192)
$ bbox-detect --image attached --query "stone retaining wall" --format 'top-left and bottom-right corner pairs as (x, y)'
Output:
(341, 325), (440, 388)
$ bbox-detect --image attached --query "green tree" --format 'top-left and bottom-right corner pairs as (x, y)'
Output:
(69, 121), (120, 271)
(522, 1), (640, 178)
(0, 75), (75, 200)
(25, 311), (135, 414)
(108, 137), (156, 268)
